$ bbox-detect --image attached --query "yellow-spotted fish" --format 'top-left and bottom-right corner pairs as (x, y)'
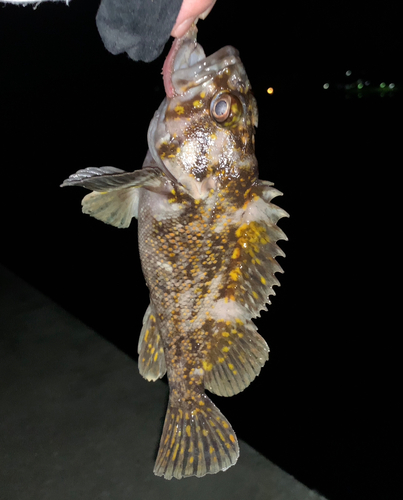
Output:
(61, 25), (288, 480)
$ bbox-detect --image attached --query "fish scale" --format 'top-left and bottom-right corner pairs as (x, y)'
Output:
(61, 24), (288, 480)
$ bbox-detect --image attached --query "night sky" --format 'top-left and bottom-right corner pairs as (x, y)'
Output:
(1, 1), (401, 499)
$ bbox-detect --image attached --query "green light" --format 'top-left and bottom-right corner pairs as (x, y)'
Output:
(380, 82), (386, 89)
(357, 83), (363, 90)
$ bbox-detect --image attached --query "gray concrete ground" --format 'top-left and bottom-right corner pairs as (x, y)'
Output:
(0, 264), (326, 500)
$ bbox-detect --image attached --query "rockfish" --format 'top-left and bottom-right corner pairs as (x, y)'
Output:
(62, 25), (288, 480)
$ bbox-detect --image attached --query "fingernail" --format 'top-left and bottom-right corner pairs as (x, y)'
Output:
(171, 17), (195, 38)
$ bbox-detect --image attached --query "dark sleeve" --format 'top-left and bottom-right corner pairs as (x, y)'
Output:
(96, 0), (183, 62)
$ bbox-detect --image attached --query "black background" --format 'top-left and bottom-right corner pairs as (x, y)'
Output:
(1, 1), (401, 499)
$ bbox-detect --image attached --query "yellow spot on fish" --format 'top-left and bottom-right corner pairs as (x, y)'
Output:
(189, 456), (194, 464)
(154, 352), (158, 362)
(218, 357), (224, 363)
(200, 91), (206, 98)
(236, 318), (244, 325)
(150, 315), (155, 322)
(261, 276), (266, 285)
(217, 430), (225, 442)
(193, 100), (203, 108)
(203, 429), (208, 436)
(252, 291), (259, 299)
(186, 425), (191, 437)
(222, 332), (230, 337)
(229, 268), (241, 281)
(172, 443), (180, 460)
(209, 446), (215, 453)
(228, 363), (234, 370)
(175, 105), (185, 115)
(229, 434), (236, 443)
(232, 248), (240, 259)
(202, 360), (213, 371)
(144, 329), (149, 342)
(222, 346), (229, 353)
(199, 401), (205, 406)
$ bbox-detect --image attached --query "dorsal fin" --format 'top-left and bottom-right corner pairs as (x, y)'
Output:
(203, 180), (288, 396)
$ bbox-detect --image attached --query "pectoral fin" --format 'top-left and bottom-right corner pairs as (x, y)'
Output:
(80, 189), (139, 228)
(61, 166), (168, 228)
(61, 166), (165, 191)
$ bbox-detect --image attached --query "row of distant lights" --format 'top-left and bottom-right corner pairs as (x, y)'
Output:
(323, 70), (395, 90)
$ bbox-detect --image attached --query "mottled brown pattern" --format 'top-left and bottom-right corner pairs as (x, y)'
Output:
(61, 28), (287, 480)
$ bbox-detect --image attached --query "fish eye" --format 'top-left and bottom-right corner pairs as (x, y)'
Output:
(210, 92), (242, 127)
(211, 94), (231, 122)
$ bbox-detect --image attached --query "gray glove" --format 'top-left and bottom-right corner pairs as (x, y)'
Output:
(96, 0), (183, 62)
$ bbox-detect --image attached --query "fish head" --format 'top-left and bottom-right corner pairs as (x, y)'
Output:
(147, 25), (259, 199)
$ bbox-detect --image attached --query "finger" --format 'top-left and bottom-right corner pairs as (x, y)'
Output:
(171, 0), (216, 38)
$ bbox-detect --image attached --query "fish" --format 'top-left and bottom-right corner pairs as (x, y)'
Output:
(61, 25), (288, 480)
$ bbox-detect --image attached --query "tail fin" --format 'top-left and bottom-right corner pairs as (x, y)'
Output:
(154, 394), (239, 480)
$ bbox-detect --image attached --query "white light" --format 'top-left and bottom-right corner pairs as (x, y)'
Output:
(389, 83), (395, 89)
(346, 70), (352, 76)
(323, 83), (329, 89)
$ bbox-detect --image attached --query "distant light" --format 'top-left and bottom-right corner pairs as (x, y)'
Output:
(357, 83), (363, 90)
(323, 83), (329, 89)
(346, 70), (352, 76)
(389, 83), (395, 89)
(380, 82), (386, 88)
(365, 81), (370, 86)
(267, 87), (274, 94)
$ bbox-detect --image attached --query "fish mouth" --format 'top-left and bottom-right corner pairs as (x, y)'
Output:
(162, 25), (240, 98)
(162, 24), (206, 98)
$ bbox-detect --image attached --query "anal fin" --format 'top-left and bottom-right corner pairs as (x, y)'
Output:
(138, 304), (166, 381)
(154, 394), (239, 480)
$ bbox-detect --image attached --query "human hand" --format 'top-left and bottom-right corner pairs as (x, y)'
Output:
(171, 0), (216, 38)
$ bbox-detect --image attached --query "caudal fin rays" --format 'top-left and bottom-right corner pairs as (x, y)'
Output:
(154, 395), (239, 480)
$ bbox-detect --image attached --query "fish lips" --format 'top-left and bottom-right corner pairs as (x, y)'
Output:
(171, 45), (242, 97)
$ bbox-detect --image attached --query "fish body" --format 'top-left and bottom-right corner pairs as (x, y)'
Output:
(62, 26), (288, 480)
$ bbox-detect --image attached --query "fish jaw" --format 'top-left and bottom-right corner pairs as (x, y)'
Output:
(162, 24), (206, 98)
